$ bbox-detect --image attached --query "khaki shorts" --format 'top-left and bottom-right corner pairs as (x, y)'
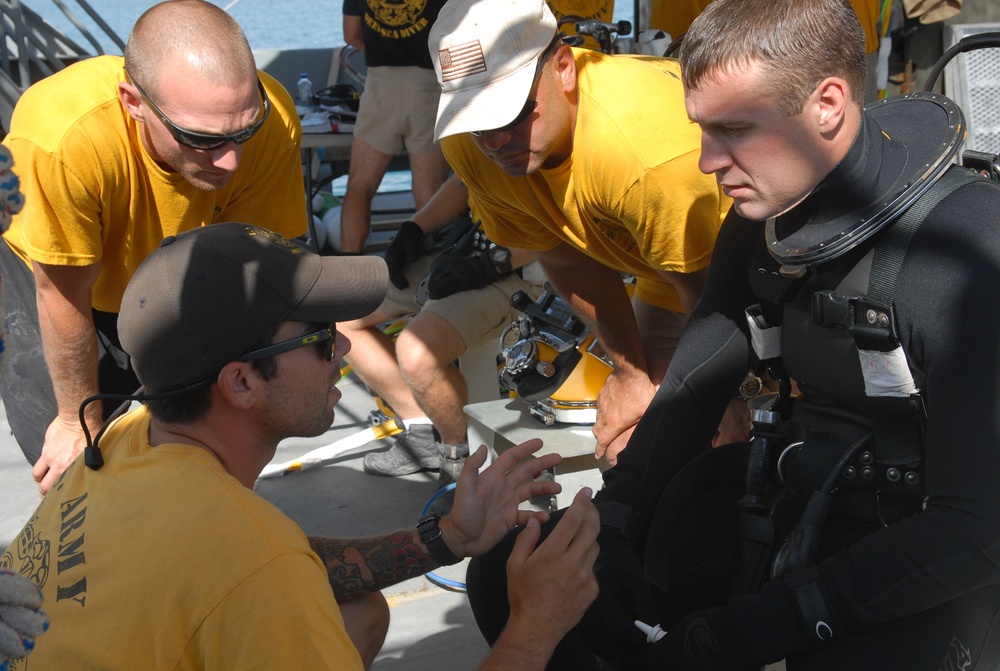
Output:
(379, 252), (545, 348)
(354, 66), (441, 155)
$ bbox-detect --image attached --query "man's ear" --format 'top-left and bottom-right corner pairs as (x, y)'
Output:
(814, 76), (849, 131)
(119, 82), (145, 123)
(215, 361), (258, 411)
(552, 43), (577, 92)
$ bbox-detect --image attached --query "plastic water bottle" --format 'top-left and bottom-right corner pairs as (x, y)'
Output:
(297, 72), (313, 108)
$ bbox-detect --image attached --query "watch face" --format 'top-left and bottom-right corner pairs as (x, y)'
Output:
(489, 246), (510, 264)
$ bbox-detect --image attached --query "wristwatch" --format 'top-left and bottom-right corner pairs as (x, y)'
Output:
(416, 513), (462, 566)
(487, 245), (513, 277)
(737, 370), (764, 400)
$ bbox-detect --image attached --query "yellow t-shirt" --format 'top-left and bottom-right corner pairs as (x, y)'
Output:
(2, 55), (307, 313)
(648, 0), (880, 57)
(443, 50), (729, 312)
(0, 407), (362, 670)
(649, 0), (711, 41)
(849, 0), (882, 54)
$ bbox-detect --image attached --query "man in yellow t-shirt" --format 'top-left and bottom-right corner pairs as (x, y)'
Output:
(0, 0), (307, 495)
(1, 223), (600, 670)
(429, 0), (731, 464)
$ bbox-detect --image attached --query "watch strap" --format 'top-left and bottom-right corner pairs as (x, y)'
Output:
(417, 514), (462, 566)
(488, 245), (513, 277)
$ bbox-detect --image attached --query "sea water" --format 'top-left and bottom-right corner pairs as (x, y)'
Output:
(29, 0), (346, 52)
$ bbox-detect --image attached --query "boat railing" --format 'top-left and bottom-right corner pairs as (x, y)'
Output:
(0, 0), (123, 129)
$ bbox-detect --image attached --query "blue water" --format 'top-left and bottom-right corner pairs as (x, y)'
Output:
(31, 0), (635, 53)
(30, 1), (346, 52)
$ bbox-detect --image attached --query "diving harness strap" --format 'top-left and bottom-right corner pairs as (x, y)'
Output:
(809, 165), (980, 484)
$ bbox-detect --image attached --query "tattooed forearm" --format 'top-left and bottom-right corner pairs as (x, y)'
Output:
(308, 530), (437, 599)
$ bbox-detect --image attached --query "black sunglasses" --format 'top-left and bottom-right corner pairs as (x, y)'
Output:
(238, 323), (337, 363)
(126, 70), (271, 150)
(470, 34), (562, 138)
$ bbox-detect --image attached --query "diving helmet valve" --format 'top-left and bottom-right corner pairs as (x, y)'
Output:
(779, 264), (808, 279)
(535, 361), (556, 378)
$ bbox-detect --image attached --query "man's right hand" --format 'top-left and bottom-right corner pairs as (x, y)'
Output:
(31, 260), (103, 495)
(593, 368), (657, 465)
(506, 488), (600, 638)
(383, 220), (425, 289)
(478, 488), (600, 669)
(32, 414), (95, 495)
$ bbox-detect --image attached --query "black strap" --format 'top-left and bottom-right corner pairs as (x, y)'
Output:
(596, 501), (637, 535)
(857, 166), (982, 348)
(785, 565), (836, 647)
(856, 166), (982, 481)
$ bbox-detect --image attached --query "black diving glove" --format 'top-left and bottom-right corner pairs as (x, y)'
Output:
(425, 248), (508, 300)
(647, 576), (811, 670)
(384, 220), (425, 290)
(575, 526), (657, 663)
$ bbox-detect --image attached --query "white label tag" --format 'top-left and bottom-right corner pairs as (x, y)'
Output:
(746, 306), (782, 360)
(857, 346), (919, 396)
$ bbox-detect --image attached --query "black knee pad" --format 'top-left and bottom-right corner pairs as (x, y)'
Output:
(644, 442), (751, 620)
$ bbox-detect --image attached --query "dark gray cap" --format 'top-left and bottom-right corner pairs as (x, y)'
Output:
(119, 222), (387, 392)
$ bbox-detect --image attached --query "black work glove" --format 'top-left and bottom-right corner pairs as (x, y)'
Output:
(575, 526), (657, 664)
(384, 220), (425, 290)
(425, 249), (503, 300)
(647, 577), (810, 670)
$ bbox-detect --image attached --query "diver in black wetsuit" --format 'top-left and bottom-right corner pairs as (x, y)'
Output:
(465, 0), (1000, 668)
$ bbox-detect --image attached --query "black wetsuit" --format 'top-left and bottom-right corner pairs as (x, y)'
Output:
(468, 115), (1000, 669)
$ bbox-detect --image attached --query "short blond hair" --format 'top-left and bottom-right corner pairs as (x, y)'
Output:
(123, 0), (256, 97)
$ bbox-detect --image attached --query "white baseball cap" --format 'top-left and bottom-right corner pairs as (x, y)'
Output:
(429, 0), (558, 140)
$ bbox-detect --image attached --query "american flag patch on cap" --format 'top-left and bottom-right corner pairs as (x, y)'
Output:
(439, 41), (487, 82)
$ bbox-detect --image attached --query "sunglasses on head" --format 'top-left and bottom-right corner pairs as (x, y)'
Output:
(126, 70), (271, 150)
(469, 33), (562, 138)
(238, 323), (338, 363)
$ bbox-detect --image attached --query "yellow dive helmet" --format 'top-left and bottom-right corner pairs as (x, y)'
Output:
(498, 286), (612, 426)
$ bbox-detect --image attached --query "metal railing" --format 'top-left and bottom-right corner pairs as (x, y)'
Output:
(0, 0), (123, 127)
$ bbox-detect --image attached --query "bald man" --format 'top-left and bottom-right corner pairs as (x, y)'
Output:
(0, 0), (306, 494)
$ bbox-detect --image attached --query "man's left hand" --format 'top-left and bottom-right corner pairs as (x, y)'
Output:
(647, 578), (808, 670)
(713, 398), (751, 448)
(593, 369), (657, 465)
(426, 250), (504, 300)
(439, 439), (563, 557)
